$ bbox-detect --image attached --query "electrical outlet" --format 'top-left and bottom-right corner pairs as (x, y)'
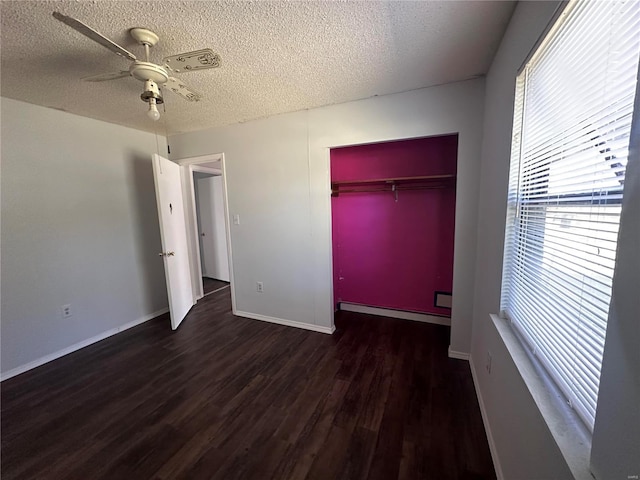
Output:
(486, 351), (492, 374)
(62, 304), (72, 318)
(233, 214), (240, 225)
(256, 281), (264, 293)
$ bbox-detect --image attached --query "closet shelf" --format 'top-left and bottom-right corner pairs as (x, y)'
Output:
(331, 174), (455, 197)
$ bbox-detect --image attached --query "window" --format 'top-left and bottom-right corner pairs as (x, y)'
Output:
(501, 0), (640, 431)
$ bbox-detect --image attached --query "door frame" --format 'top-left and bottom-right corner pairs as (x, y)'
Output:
(176, 153), (235, 310)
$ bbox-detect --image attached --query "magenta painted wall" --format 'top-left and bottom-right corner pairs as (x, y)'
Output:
(331, 135), (458, 316)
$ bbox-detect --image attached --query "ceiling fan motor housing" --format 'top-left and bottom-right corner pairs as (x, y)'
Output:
(130, 61), (169, 84)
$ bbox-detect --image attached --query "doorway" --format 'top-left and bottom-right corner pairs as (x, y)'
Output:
(176, 154), (235, 305)
(193, 169), (230, 296)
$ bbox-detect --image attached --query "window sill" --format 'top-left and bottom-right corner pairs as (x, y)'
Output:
(490, 313), (593, 480)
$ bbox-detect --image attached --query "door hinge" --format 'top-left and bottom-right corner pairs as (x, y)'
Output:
(167, 144), (171, 154)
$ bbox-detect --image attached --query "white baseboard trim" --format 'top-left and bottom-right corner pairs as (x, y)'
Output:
(234, 310), (335, 335)
(469, 356), (504, 480)
(447, 347), (470, 360)
(0, 307), (169, 382)
(340, 303), (451, 326)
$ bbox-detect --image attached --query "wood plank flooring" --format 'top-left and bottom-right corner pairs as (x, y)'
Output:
(1, 289), (495, 480)
(202, 277), (230, 295)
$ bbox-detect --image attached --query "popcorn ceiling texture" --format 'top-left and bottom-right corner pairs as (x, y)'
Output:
(1, 1), (514, 135)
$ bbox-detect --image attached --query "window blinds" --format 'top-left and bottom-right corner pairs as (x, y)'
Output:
(501, 0), (640, 431)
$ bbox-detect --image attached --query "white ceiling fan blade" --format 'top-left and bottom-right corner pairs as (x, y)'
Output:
(163, 49), (221, 73)
(164, 77), (202, 102)
(82, 71), (131, 82)
(52, 12), (137, 62)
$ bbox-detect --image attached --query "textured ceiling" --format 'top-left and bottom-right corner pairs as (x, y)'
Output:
(1, 1), (515, 135)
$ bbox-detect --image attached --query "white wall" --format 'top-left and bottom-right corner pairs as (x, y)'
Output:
(1, 98), (169, 377)
(169, 79), (485, 352)
(471, 1), (640, 479)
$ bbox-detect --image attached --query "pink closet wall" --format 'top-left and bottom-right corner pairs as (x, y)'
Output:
(331, 135), (458, 316)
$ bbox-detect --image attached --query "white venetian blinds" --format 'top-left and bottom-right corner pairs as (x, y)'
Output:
(501, 0), (640, 431)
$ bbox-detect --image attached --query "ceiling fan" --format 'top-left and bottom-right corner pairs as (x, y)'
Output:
(53, 12), (221, 121)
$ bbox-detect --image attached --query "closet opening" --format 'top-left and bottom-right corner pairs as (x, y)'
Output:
(330, 134), (458, 325)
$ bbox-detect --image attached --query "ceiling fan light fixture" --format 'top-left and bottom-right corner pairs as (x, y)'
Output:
(140, 79), (163, 103)
(147, 97), (161, 121)
(141, 79), (163, 121)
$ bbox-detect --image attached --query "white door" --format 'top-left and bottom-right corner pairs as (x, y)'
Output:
(197, 176), (230, 281)
(152, 153), (194, 330)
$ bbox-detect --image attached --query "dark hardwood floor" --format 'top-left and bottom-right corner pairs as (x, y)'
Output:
(202, 277), (229, 295)
(1, 289), (495, 480)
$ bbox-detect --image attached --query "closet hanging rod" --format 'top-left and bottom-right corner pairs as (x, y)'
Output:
(331, 185), (449, 196)
(331, 173), (455, 187)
